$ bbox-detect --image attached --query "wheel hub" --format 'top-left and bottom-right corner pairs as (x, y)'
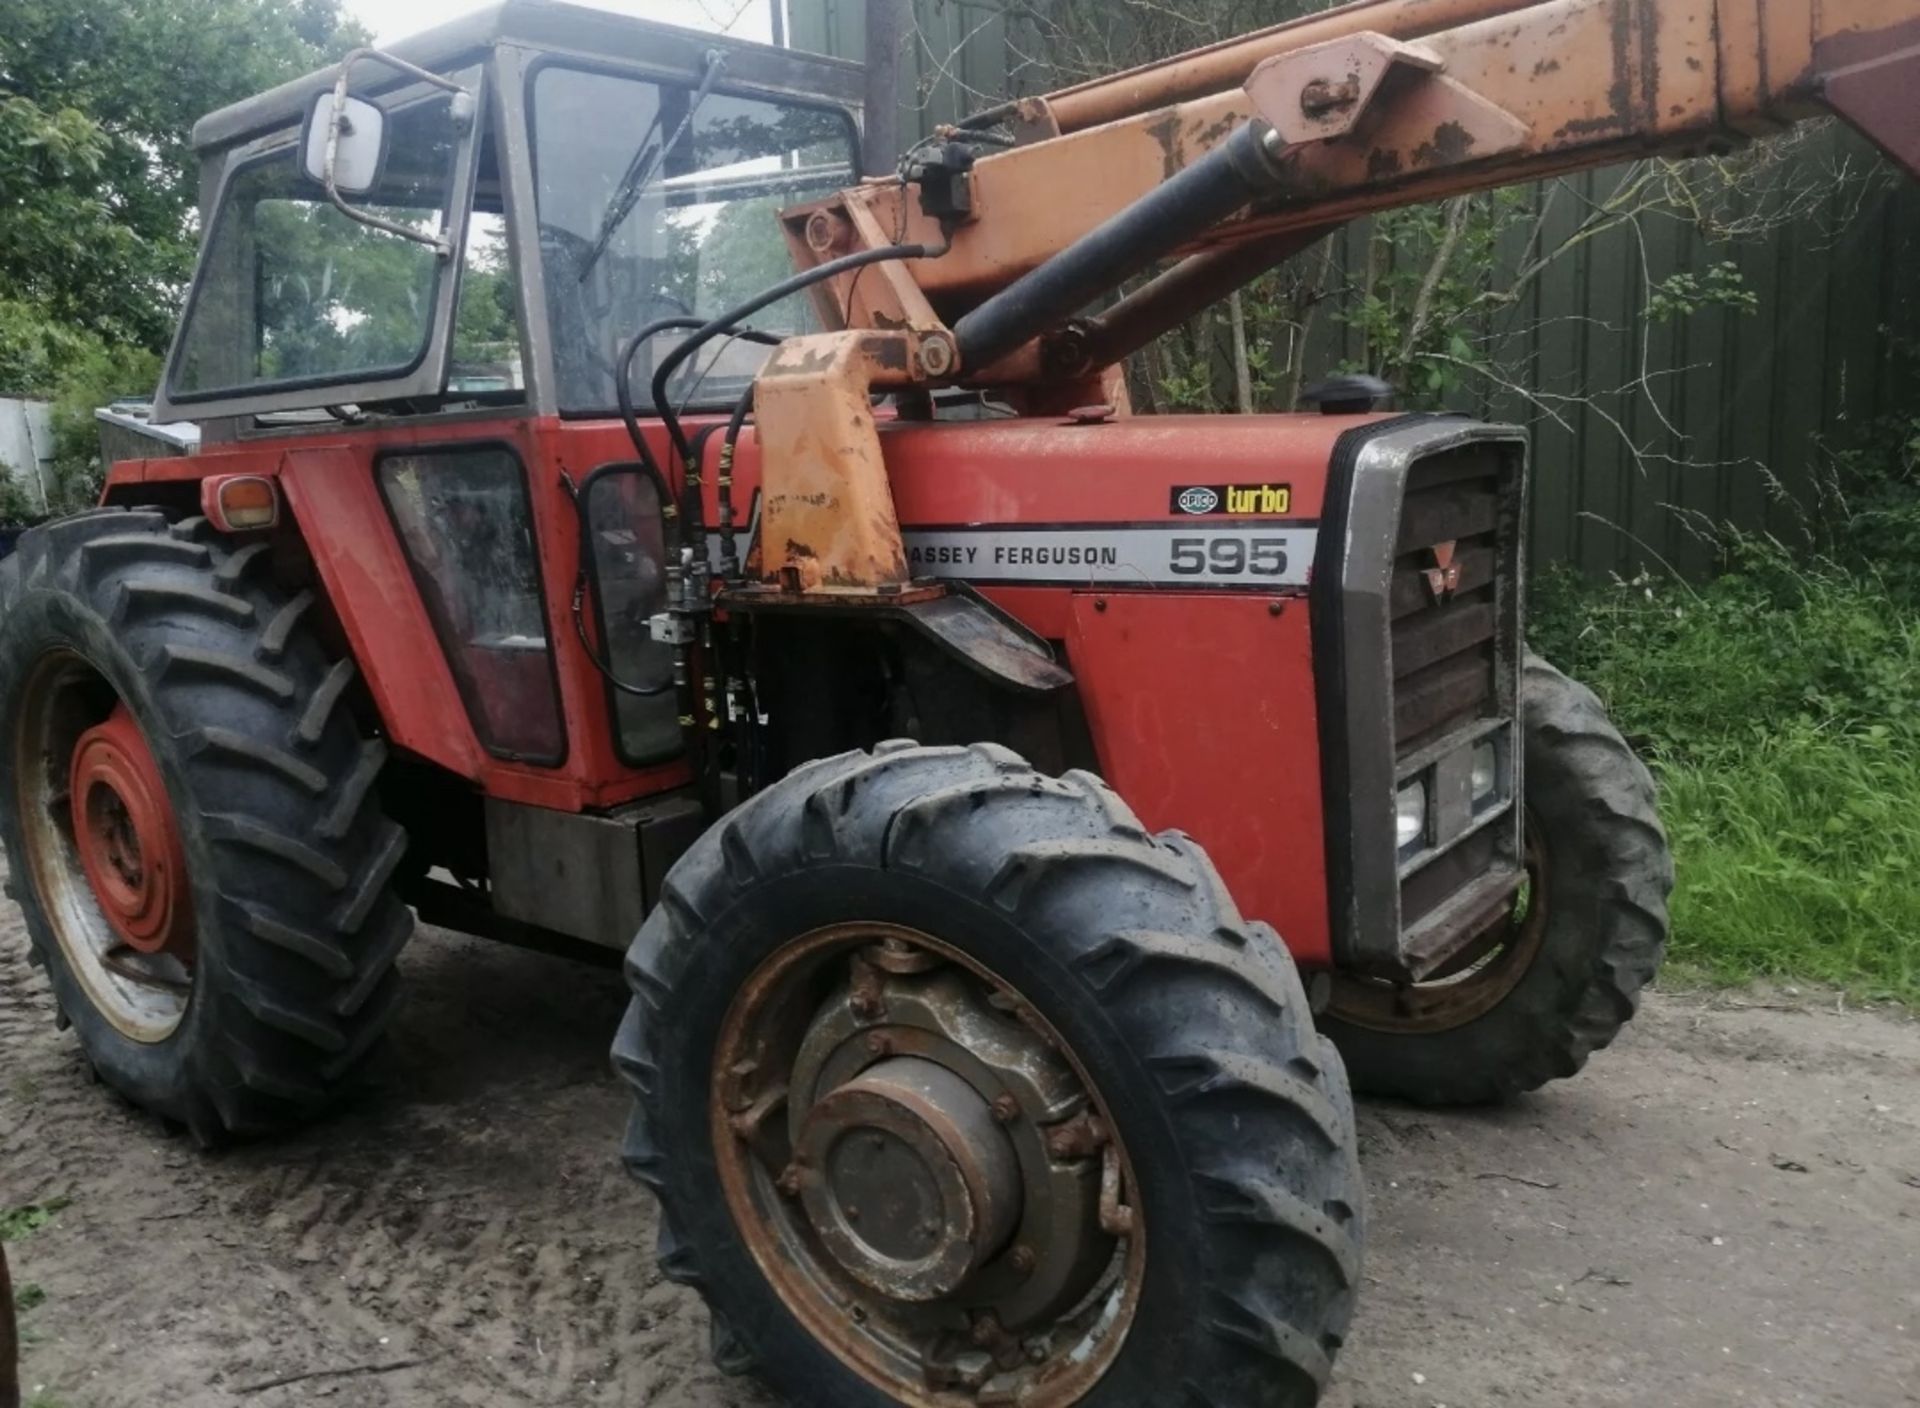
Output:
(796, 1057), (1023, 1302)
(713, 924), (1143, 1403)
(68, 704), (193, 958)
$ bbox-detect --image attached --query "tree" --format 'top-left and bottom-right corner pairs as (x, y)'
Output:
(0, 0), (368, 388)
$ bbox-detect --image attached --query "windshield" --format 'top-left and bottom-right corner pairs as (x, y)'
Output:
(528, 64), (858, 416)
(168, 90), (466, 403)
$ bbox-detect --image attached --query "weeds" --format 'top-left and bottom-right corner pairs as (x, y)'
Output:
(13, 1281), (45, 1313)
(0, 1199), (69, 1243)
(1534, 538), (1920, 1004)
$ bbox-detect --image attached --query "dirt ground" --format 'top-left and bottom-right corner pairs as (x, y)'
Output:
(3, 851), (1917, 1408)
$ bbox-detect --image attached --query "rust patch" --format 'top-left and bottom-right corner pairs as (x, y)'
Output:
(766, 345), (840, 379)
(1412, 120), (1477, 169)
(1143, 109), (1184, 182)
(1367, 146), (1407, 181)
(1189, 111), (1241, 152)
(863, 336), (911, 373)
(1634, 0), (1659, 130)
(1542, 0), (1638, 143)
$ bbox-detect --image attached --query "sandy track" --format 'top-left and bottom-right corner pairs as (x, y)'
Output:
(3, 864), (1916, 1407)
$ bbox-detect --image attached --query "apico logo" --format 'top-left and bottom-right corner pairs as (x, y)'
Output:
(1170, 482), (1293, 517)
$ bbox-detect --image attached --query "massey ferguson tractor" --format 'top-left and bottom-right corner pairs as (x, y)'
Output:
(2, 0), (1916, 1402)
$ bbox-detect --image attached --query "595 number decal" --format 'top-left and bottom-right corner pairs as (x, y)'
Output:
(1170, 537), (1290, 578)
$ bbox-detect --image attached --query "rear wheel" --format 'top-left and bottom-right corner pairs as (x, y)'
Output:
(1321, 654), (1673, 1105)
(0, 509), (412, 1141)
(615, 742), (1364, 1407)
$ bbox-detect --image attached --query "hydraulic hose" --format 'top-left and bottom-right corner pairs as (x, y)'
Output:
(614, 317), (781, 606)
(648, 237), (953, 468)
(714, 382), (756, 582)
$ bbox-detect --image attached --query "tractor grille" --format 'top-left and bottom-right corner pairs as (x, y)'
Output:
(1390, 451), (1505, 753)
(1390, 444), (1524, 946)
(1314, 421), (1527, 978)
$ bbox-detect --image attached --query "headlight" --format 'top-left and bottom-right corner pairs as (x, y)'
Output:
(1471, 740), (1500, 805)
(1395, 779), (1428, 852)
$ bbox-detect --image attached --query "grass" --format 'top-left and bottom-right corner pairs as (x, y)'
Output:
(0, 1198), (69, 1244)
(1533, 541), (1920, 1006)
(13, 1281), (46, 1313)
(1659, 725), (1920, 999)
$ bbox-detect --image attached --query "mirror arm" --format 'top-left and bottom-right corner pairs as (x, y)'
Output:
(322, 47), (477, 259)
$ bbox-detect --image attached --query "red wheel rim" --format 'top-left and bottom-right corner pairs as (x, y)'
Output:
(68, 703), (194, 959)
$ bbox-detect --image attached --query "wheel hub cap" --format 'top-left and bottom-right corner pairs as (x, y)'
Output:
(68, 704), (193, 958)
(796, 1057), (1023, 1302)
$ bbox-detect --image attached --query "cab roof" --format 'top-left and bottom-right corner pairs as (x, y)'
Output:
(190, 0), (866, 153)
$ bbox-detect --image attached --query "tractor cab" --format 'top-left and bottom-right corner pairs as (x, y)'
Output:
(153, 1), (864, 435)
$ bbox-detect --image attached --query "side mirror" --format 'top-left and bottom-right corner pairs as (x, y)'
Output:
(302, 90), (387, 195)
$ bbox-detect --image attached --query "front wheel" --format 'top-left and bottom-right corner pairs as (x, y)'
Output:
(1321, 654), (1673, 1105)
(614, 742), (1365, 1407)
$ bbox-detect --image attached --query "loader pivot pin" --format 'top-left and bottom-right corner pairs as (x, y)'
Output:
(69, 704), (194, 959)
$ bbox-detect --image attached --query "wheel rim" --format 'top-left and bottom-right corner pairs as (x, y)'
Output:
(712, 923), (1144, 1404)
(12, 652), (195, 1042)
(1327, 819), (1549, 1034)
(70, 704), (195, 959)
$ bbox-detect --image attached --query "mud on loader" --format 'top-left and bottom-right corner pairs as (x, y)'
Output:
(3, 0), (1917, 1402)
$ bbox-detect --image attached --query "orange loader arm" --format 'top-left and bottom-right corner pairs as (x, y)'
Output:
(742, 0), (1920, 596)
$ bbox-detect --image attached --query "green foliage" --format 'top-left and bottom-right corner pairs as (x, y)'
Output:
(1335, 190), (1532, 402)
(1659, 724), (1919, 999)
(1534, 535), (1920, 1004)
(0, 1198), (70, 1243)
(1534, 542), (1920, 759)
(0, 474), (39, 526)
(14, 1281), (47, 1314)
(0, 298), (111, 401)
(1646, 261), (1758, 323)
(1812, 342), (1920, 601)
(0, 0), (367, 511)
(0, 0), (368, 356)
(453, 225), (519, 373)
(52, 344), (165, 513)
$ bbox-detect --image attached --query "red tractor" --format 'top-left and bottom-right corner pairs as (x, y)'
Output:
(3, 1), (1915, 1402)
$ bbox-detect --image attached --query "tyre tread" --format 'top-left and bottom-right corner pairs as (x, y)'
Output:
(0, 512), (411, 1141)
(612, 743), (1363, 1404)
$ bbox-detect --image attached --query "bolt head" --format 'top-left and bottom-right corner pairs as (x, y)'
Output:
(918, 335), (958, 379)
